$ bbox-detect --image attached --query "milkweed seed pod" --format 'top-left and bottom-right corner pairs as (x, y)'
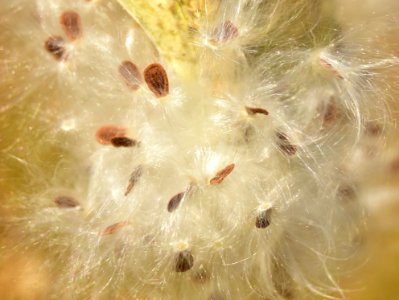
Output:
(0, 0), (397, 299)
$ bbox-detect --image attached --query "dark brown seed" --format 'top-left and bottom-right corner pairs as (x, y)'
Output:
(100, 221), (129, 236)
(167, 192), (185, 212)
(255, 208), (271, 228)
(143, 63), (169, 98)
(276, 132), (289, 142)
(124, 166), (143, 196)
(213, 20), (239, 42)
(119, 61), (142, 90)
(44, 36), (66, 61)
(175, 250), (194, 272)
(245, 106), (269, 116)
(276, 132), (297, 156)
(60, 11), (82, 41)
(279, 144), (297, 156)
(95, 125), (127, 145)
(319, 98), (338, 127)
(110, 137), (137, 147)
(337, 185), (356, 202)
(210, 163), (235, 185)
(54, 196), (79, 209)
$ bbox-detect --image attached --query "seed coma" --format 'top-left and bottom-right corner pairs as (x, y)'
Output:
(210, 163), (235, 185)
(110, 137), (137, 147)
(167, 192), (185, 212)
(44, 36), (66, 61)
(100, 221), (129, 236)
(245, 106), (269, 116)
(175, 250), (194, 272)
(119, 61), (142, 90)
(60, 11), (82, 41)
(144, 63), (169, 98)
(54, 195), (79, 209)
(276, 132), (297, 156)
(95, 125), (127, 145)
(255, 208), (272, 228)
(124, 166), (143, 196)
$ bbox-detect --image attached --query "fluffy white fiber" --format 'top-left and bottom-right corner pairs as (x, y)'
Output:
(0, 0), (397, 299)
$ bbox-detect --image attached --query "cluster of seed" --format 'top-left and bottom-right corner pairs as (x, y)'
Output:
(5, 1), (388, 299)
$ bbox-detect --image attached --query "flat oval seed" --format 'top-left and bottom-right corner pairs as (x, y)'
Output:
(319, 58), (343, 79)
(95, 125), (127, 145)
(44, 36), (66, 61)
(100, 221), (129, 236)
(276, 132), (297, 156)
(54, 196), (79, 209)
(144, 63), (169, 98)
(119, 61), (142, 90)
(110, 137), (137, 147)
(279, 144), (297, 156)
(175, 250), (194, 272)
(255, 209), (272, 229)
(213, 20), (239, 43)
(125, 166), (143, 196)
(210, 164), (235, 185)
(167, 192), (185, 212)
(245, 106), (269, 116)
(60, 11), (82, 41)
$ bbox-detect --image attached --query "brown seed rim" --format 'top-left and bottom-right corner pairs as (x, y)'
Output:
(95, 125), (127, 145)
(124, 166), (143, 196)
(210, 163), (235, 185)
(167, 192), (185, 212)
(245, 106), (269, 116)
(100, 221), (130, 236)
(54, 195), (80, 209)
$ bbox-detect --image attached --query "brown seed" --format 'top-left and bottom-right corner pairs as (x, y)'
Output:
(318, 97), (338, 127)
(54, 195), (79, 209)
(143, 63), (169, 98)
(167, 192), (185, 212)
(365, 122), (382, 137)
(191, 265), (209, 284)
(276, 132), (297, 156)
(279, 144), (297, 156)
(337, 185), (356, 202)
(210, 164), (235, 185)
(100, 221), (129, 236)
(44, 36), (66, 61)
(319, 58), (343, 79)
(175, 250), (194, 272)
(110, 137), (137, 147)
(95, 125), (127, 145)
(124, 166), (143, 196)
(119, 61), (142, 90)
(60, 11), (82, 41)
(255, 209), (272, 228)
(245, 106), (269, 116)
(213, 20), (239, 42)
